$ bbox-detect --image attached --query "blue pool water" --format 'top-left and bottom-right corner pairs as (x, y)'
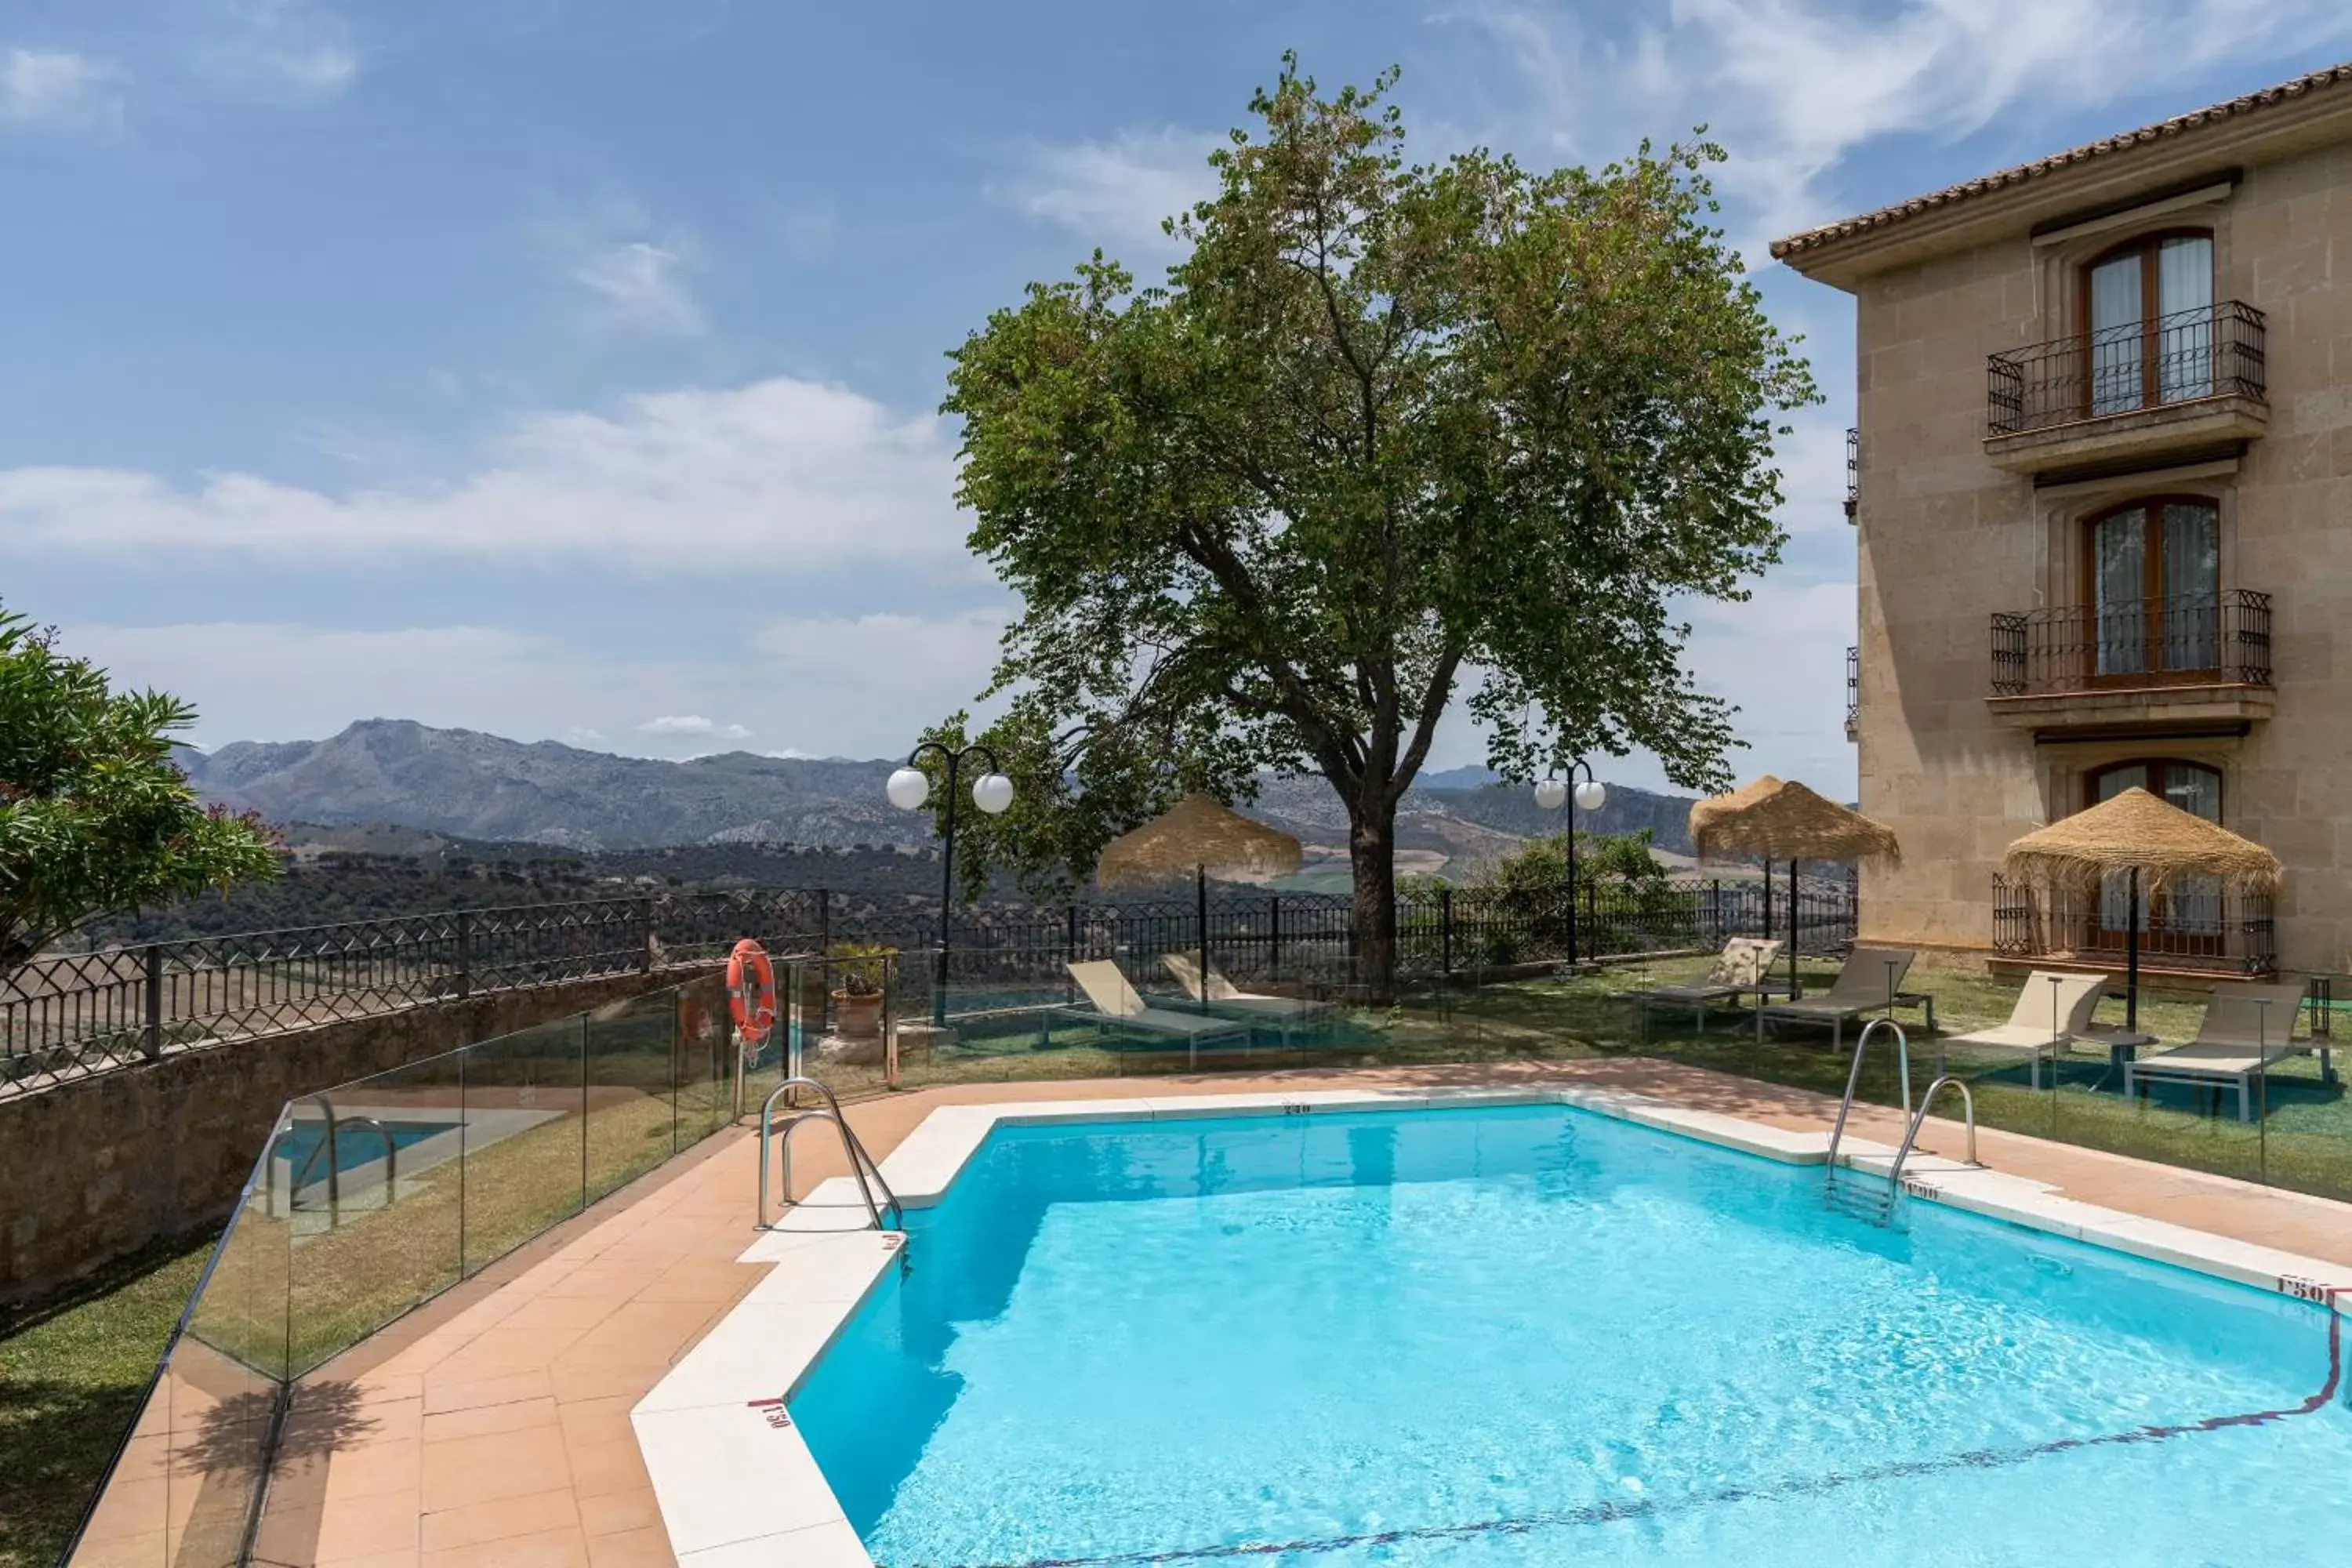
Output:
(276, 1117), (457, 1178)
(790, 1105), (2352, 1566)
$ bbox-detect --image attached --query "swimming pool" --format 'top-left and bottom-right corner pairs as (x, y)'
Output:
(788, 1103), (2352, 1566)
(274, 1115), (460, 1178)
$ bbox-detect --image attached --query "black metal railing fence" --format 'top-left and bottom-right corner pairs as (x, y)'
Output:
(5, 876), (1859, 1095)
(1986, 299), (2266, 437)
(1990, 590), (2271, 696)
(1991, 873), (2277, 977)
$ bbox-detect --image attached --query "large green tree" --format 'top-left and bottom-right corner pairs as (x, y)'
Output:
(936, 59), (1814, 983)
(0, 608), (280, 974)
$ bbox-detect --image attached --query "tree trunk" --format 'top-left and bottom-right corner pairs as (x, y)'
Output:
(1348, 797), (1399, 1000)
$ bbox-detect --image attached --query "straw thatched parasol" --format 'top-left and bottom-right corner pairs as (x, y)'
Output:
(1690, 775), (1904, 866)
(1689, 776), (1902, 1000)
(2002, 786), (2281, 1030)
(1098, 794), (1303, 1004)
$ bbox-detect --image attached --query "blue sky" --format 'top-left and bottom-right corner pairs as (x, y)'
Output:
(6, 1), (2350, 797)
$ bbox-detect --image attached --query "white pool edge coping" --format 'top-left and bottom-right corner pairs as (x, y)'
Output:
(632, 1084), (2352, 1566)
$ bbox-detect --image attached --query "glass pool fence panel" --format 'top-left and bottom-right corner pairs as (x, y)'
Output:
(456, 1014), (592, 1278)
(586, 985), (684, 1203)
(283, 1048), (466, 1378)
(670, 971), (734, 1146)
(62, 1116), (292, 1568)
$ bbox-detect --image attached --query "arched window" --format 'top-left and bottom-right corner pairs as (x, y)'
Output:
(2082, 495), (2219, 680)
(2083, 230), (2215, 415)
(2086, 759), (2223, 949)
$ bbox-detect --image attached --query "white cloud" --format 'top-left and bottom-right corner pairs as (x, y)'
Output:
(0, 375), (968, 570)
(1459, 0), (2352, 260)
(0, 49), (125, 136)
(195, 0), (358, 102)
(638, 715), (750, 740)
(996, 127), (1221, 252)
(574, 241), (703, 335)
(58, 612), (1017, 763)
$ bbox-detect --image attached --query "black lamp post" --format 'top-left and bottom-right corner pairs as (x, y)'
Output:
(1534, 759), (1606, 967)
(887, 742), (1014, 1026)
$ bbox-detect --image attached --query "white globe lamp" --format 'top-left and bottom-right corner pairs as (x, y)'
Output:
(1533, 778), (1567, 811)
(886, 767), (931, 811)
(971, 772), (1015, 816)
(1573, 779), (1607, 813)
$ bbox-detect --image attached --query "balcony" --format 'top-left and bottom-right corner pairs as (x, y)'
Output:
(1844, 644), (1858, 742)
(1987, 590), (2274, 733)
(1844, 426), (1857, 523)
(1984, 302), (2267, 475)
(1992, 873), (2276, 980)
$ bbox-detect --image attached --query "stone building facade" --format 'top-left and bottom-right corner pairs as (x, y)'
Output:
(1776, 64), (2352, 980)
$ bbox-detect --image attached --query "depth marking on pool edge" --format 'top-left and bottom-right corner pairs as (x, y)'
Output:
(932, 1287), (2346, 1568)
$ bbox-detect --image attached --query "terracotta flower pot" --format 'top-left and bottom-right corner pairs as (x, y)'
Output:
(831, 989), (884, 1040)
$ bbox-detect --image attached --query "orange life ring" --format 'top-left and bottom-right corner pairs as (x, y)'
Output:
(726, 939), (777, 1044)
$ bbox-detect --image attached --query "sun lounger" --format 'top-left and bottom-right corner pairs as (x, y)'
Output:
(1944, 970), (2111, 1088)
(1062, 960), (1254, 1064)
(2123, 980), (2310, 1122)
(1613, 937), (1787, 1036)
(1161, 954), (1334, 1030)
(1755, 947), (1919, 1049)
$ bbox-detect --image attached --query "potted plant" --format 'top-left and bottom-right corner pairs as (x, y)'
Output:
(827, 942), (895, 1040)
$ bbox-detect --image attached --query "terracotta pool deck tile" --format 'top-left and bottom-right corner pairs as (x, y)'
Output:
(309, 1548), (419, 1568)
(547, 1359), (681, 1407)
(308, 1490), (425, 1563)
(498, 1294), (641, 1333)
(418, 1395), (561, 1444)
(420, 1523), (590, 1568)
(419, 1369), (554, 1414)
(554, 1394), (642, 1450)
(577, 1490), (663, 1539)
(417, 1487), (582, 1554)
(318, 1440), (424, 1504)
(425, 1324), (598, 1383)
(419, 1428), (575, 1513)
(627, 1264), (763, 1305)
(583, 1524), (674, 1568)
(563, 1437), (653, 1501)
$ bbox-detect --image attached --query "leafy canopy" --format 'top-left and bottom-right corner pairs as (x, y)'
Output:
(0, 608), (280, 973)
(937, 56), (1814, 916)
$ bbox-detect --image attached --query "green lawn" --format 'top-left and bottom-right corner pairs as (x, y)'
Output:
(0, 1233), (216, 1568)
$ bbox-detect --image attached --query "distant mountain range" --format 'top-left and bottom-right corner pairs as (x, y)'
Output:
(176, 719), (1703, 866)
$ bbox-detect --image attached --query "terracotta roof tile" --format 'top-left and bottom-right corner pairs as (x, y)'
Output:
(1770, 61), (2352, 261)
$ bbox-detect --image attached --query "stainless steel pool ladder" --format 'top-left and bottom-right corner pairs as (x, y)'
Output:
(757, 1075), (901, 1232)
(1824, 1018), (1914, 1225)
(1886, 1077), (1979, 1195)
(287, 1094), (397, 1227)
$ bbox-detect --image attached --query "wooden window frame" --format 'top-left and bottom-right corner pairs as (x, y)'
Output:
(2074, 494), (2223, 688)
(2075, 227), (2216, 417)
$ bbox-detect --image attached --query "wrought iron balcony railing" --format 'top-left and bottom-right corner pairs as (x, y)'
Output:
(1992, 873), (2276, 978)
(1987, 300), (2266, 437)
(1989, 590), (2270, 697)
(1844, 644), (1859, 742)
(1844, 426), (1858, 521)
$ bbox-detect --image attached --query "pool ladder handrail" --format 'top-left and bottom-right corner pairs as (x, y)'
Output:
(289, 1094), (398, 1226)
(1886, 1076), (1979, 1194)
(1824, 1016), (1914, 1175)
(757, 1074), (901, 1232)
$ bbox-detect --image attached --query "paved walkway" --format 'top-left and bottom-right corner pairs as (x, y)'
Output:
(204, 1058), (2352, 1568)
